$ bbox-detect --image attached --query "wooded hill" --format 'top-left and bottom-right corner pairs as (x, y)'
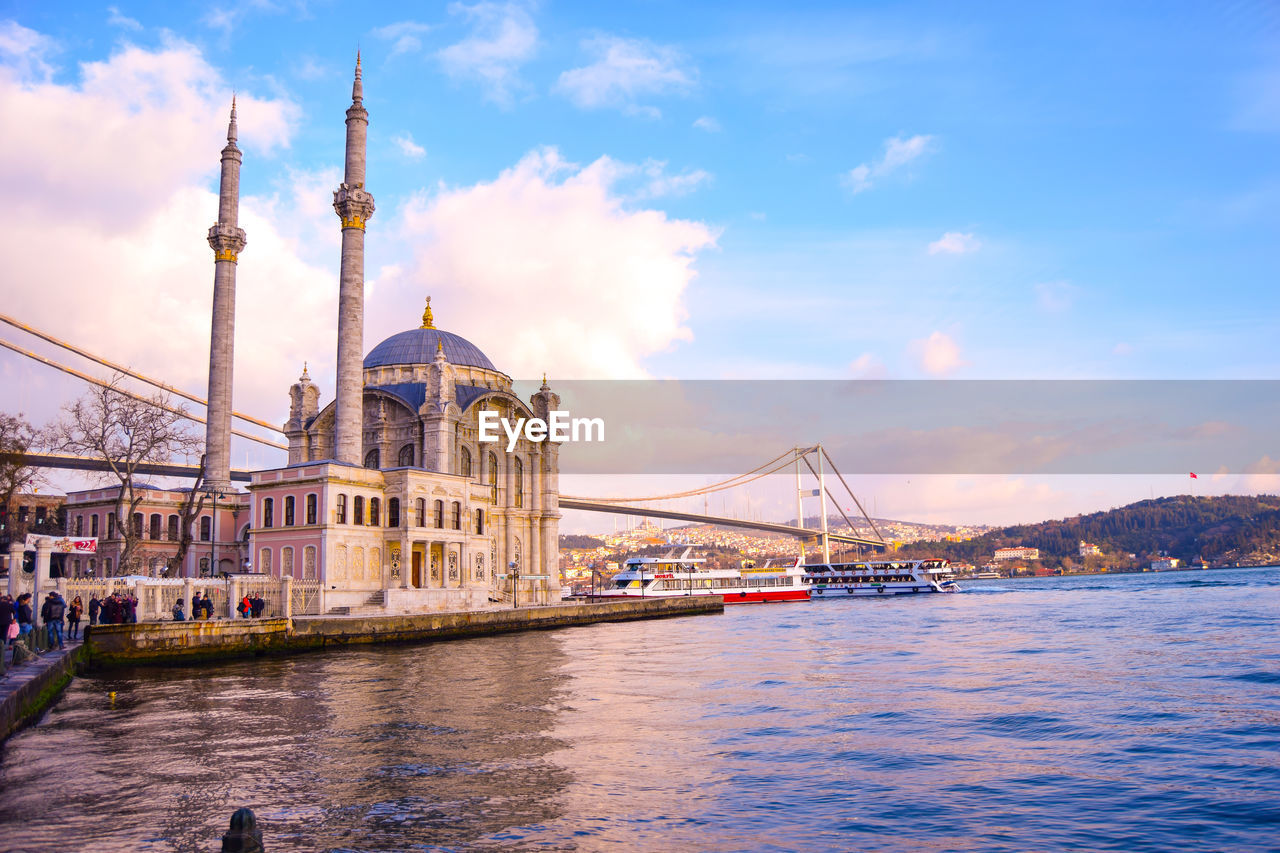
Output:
(894, 494), (1280, 568)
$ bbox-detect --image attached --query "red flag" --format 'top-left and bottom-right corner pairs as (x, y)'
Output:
(1190, 472), (1198, 479)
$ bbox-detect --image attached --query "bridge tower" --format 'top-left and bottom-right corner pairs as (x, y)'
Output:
(332, 53), (376, 465)
(204, 97), (247, 491)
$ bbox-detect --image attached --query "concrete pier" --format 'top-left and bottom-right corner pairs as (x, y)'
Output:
(81, 597), (723, 667)
(0, 641), (85, 741)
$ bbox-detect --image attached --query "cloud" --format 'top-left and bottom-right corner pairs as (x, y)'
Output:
(0, 19), (57, 82)
(909, 331), (966, 376)
(107, 6), (143, 30)
(692, 115), (721, 132)
(392, 131), (426, 159)
(375, 147), (718, 378)
(437, 1), (538, 106)
(928, 231), (979, 255)
(0, 33), (320, 435)
(849, 353), (886, 379)
(844, 133), (935, 193)
(555, 36), (695, 114)
(1035, 280), (1077, 312)
(371, 20), (433, 58)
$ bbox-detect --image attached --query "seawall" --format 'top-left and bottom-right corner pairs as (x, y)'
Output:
(82, 596), (723, 668)
(0, 643), (86, 742)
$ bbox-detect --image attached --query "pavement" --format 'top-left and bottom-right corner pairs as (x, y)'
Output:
(1, 633), (85, 709)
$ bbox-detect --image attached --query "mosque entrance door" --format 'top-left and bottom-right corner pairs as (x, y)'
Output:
(412, 550), (422, 587)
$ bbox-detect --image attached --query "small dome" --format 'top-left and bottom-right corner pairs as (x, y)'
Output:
(364, 327), (496, 371)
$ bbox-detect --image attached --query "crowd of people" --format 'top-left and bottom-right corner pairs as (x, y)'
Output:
(87, 592), (137, 625)
(236, 593), (268, 619)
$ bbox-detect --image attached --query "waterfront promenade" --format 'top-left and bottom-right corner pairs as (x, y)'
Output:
(0, 638), (84, 741)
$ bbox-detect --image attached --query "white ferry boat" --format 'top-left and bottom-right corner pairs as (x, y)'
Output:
(598, 548), (810, 604)
(805, 559), (960, 597)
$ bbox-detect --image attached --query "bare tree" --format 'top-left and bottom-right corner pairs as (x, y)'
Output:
(167, 454), (209, 577)
(0, 412), (45, 549)
(51, 374), (202, 575)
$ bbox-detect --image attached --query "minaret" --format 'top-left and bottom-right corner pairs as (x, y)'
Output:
(332, 53), (376, 465)
(204, 97), (247, 491)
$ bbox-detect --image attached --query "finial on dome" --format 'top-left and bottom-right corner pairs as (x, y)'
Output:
(300, 361), (310, 381)
(436, 338), (445, 358)
(228, 95), (238, 143)
(541, 372), (549, 390)
(421, 295), (434, 329)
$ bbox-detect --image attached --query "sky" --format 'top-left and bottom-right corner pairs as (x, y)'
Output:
(0, 1), (1277, 530)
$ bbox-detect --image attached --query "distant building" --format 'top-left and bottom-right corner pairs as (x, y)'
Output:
(1078, 540), (1102, 557)
(994, 546), (1039, 562)
(1151, 557), (1179, 571)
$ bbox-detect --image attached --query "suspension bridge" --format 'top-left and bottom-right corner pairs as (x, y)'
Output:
(1, 311), (888, 558)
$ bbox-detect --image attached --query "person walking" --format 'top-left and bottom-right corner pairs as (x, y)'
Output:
(0, 594), (15, 676)
(67, 596), (83, 640)
(88, 594), (101, 626)
(15, 593), (34, 646)
(41, 591), (67, 650)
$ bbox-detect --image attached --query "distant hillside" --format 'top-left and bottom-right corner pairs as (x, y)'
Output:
(559, 534), (606, 549)
(895, 494), (1280, 568)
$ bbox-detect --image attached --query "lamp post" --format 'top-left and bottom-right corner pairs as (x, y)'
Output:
(205, 489), (225, 578)
(509, 560), (519, 609)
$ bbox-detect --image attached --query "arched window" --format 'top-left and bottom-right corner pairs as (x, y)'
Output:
(200, 516), (211, 541)
(336, 494), (347, 524)
(388, 498), (400, 527)
(513, 456), (524, 508)
(263, 498), (274, 528)
(398, 444), (415, 467)
(434, 499), (444, 529)
(460, 446), (472, 478)
(283, 546), (294, 577)
(415, 498), (425, 527)
(107, 512), (116, 539)
(167, 515), (179, 541)
(452, 501), (461, 530)
(364, 449), (380, 470)
(306, 494), (317, 525)
(131, 513), (143, 537)
(260, 548), (272, 575)
(369, 497), (381, 527)
(284, 495), (295, 526)
(149, 514), (161, 540)
(488, 452), (499, 503)
(476, 508), (484, 535)
(91, 514), (99, 538)
(353, 496), (364, 525)
(74, 515), (83, 536)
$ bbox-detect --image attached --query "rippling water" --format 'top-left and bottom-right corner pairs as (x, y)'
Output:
(1, 568), (1278, 852)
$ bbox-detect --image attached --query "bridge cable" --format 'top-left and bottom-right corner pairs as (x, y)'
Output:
(820, 446), (886, 544)
(799, 452), (884, 545)
(0, 311), (284, 434)
(561, 446), (812, 504)
(0, 336), (288, 451)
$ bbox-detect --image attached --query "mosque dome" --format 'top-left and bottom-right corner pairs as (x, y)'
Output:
(362, 298), (497, 371)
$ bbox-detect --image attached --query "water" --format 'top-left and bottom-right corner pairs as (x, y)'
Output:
(1, 568), (1278, 852)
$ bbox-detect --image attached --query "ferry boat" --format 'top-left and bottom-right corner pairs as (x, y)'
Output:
(598, 548), (810, 604)
(805, 559), (960, 597)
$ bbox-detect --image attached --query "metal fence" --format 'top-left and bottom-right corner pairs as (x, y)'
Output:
(290, 579), (323, 616)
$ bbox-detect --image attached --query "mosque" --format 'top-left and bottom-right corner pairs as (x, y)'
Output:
(207, 56), (562, 612)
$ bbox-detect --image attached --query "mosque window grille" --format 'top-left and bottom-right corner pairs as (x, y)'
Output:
(284, 496), (295, 526)
(488, 452), (499, 503)
(389, 498), (401, 528)
(460, 446), (472, 478)
(370, 497), (381, 527)
(283, 546), (294, 577)
(260, 548), (272, 575)
(364, 449), (380, 470)
(476, 508), (484, 535)
(336, 494), (347, 524)
(353, 496), (365, 526)
(398, 443), (415, 467)
(434, 499), (444, 529)
(306, 493), (317, 525)
(452, 501), (461, 530)
(415, 498), (425, 527)
(513, 457), (524, 508)
(304, 545), (317, 579)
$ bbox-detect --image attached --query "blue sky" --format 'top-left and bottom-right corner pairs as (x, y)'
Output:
(0, 1), (1277, 524)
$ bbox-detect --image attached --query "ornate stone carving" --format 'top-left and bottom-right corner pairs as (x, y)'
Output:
(304, 546), (316, 579)
(207, 222), (247, 262)
(333, 183), (376, 230)
(353, 546), (365, 581)
(475, 552), (484, 580)
(448, 550), (458, 580)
